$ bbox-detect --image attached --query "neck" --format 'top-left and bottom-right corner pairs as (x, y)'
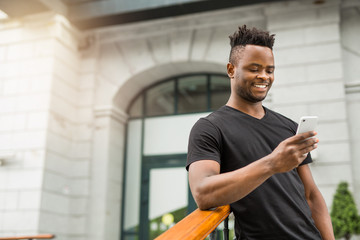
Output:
(226, 97), (265, 119)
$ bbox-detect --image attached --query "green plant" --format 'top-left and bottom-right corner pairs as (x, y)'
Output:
(149, 207), (187, 239)
(330, 181), (360, 240)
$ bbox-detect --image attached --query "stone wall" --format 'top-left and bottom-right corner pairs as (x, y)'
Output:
(341, 0), (360, 210)
(0, 13), (93, 240)
(0, 13), (57, 236)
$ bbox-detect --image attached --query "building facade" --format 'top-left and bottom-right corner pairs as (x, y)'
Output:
(0, 0), (359, 239)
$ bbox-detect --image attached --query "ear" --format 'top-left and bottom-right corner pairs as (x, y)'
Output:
(227, 62), (235, 79)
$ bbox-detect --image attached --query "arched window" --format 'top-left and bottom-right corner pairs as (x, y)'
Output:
(121, 73), (230, 239)
(127, 73), (230, 118)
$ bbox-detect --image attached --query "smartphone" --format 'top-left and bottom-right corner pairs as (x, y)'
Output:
(296, 116), (318, 135)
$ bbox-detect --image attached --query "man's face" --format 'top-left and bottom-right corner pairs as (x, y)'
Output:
(228, 45), (275, 103)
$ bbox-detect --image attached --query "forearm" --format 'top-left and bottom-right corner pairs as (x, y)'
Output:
(191, 156), (274, 210)
(308, 191), (335, 240)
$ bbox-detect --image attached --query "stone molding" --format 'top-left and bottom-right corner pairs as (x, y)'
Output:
(94, 105), (128, 124)
(94, 5), (265, 44)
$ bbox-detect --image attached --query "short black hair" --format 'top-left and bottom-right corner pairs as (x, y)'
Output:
(229, 25), (275, 64)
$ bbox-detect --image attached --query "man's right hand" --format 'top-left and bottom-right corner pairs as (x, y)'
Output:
(267, 131), (318, 173)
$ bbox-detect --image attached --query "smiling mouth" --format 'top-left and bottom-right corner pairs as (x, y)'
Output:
(253, 83), (269, 89)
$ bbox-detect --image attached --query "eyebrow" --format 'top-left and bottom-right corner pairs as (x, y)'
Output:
(250, 63), (275, 69)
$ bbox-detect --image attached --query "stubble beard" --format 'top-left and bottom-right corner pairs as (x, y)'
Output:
(236, 85), (268, 103)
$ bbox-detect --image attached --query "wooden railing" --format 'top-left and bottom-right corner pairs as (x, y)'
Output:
(155, 205), (231, 240)
(0, 234), (55, 240)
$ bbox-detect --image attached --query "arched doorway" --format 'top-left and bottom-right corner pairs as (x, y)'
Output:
(120, 73), (230, 239)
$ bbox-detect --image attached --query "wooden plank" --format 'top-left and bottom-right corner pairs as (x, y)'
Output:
(0, 234), (55, 240)
(155, 205), (231, 240)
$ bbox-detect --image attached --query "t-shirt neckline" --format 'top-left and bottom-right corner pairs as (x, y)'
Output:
(223, 105), (269, 121)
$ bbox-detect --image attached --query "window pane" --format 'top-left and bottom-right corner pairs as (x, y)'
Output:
(146, 81), (175, 117)
(128, 95), (143, 118)
(123, 120), (142, 237)
(149, 167), (188, 239)
(211, 75), (230, 110)
(177, 75), (207, 114)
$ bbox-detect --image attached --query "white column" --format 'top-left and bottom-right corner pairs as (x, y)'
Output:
(88, 106), (127, 240)
(0, 13), (65, 237)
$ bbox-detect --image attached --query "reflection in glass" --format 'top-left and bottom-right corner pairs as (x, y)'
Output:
(127, 74), (229, 118)
(211, 75), (230, 110)
(146, 81), (175, 117)
(177, 76), (207, 114)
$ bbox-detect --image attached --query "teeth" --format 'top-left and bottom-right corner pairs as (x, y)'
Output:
(254, 84), (267, 88)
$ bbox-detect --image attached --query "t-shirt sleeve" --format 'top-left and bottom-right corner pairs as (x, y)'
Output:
(186, 118), (221, 171)
(300, 152), (313, 165)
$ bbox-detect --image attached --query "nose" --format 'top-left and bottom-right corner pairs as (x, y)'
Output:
(257, 70), (270, 81)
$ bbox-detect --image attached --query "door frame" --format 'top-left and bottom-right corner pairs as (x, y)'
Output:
(139, 153), (196, 239)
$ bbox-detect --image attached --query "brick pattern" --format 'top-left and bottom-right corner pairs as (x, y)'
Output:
(0, 15), (53, 236)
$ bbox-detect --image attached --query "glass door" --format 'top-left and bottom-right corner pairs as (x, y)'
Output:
(139, 154), (196, 239)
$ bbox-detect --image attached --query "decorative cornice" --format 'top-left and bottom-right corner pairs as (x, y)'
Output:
(94, 105), (128, 124)
(95, 4), (265, 44)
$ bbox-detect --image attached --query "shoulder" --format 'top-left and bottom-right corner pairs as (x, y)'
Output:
(191, 111), (222, 137)
(192, 106), (228, 131)
(187, 109), (225, 170)
(189, 107), (233, 147)
(191, 117), (217, 136)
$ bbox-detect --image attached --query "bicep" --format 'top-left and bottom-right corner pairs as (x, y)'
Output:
(188, 160), (220, 196)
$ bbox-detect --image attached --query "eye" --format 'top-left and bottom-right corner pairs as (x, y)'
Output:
(249, 68), (258, 72)
(266, 68), (274, 74)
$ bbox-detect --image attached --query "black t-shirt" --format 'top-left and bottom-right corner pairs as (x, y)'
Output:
(186, 106), (322, 240)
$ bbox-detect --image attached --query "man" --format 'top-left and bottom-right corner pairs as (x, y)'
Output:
(186, 25), (335, 239)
